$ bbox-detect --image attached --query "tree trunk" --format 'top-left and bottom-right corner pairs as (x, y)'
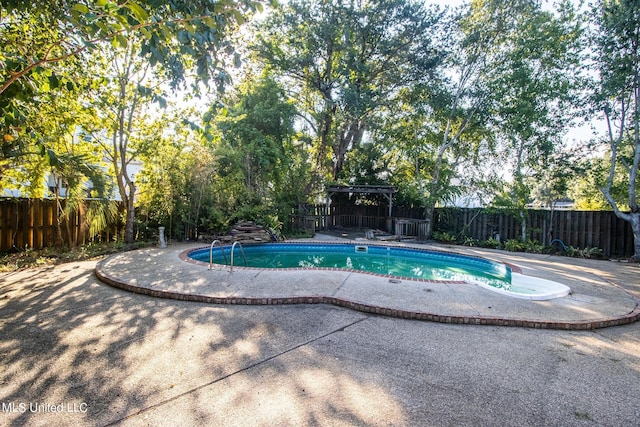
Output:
(631, 212), (640, 260)
(124, 182), (136, 244)
(520, 210), (526, 242)
(316, 102), (335, 175)
(424, 204), (435, 239)
(514, 139), (528, 241)
(422, 139), (449, 239)
(333, 120), (365, 179)
(54, 183), (64, 247)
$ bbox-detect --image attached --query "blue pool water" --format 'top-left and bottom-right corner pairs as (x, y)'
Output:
(188, 243), (513, 291)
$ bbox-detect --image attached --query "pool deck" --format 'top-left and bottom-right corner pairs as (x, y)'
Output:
(95, 234), (640, 330)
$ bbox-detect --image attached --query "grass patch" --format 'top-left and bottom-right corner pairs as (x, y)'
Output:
(0, 241), (152, 273)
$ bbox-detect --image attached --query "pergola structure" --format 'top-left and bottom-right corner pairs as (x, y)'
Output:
(323, 185), (431, 238)
(325, 185), (397, 228)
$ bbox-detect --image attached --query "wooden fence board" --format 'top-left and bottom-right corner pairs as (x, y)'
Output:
(3, 198), (636, 257)
(0, 198), (121, 252)
(306, 204), (634, 257)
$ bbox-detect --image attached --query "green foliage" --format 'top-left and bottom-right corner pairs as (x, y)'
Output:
(478, 0), (582, 241)
(524, 240), (546, 253)
(1, 0), (265, 174)
(565, 245), (604, 259)
(587, 0), (640, 258)
(462, 236), (479, 247)
(480, 238), (502, 249)
(1, 0), (264, 93)
(376, 106), (467, 212)
(432, 207), (464, 236)
(137, 74), (310, 240)
(253, 0), (444, 179)
(213, 75), (297, 194)
(504, 239), (525, 252)
(205, 74), (309, 235)
(432, 231), (457, 244)
(568, 151), (619, 210)
(529, 150), (583, 209)
(340, 142), (390, 188)
(504, 239), (546, 253)
(137, 123), (216, 240)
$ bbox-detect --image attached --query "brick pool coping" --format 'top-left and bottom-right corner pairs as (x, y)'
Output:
(95, 243), (640, 331)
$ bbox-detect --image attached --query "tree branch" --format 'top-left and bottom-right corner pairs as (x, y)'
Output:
(1, 10), (239, 95)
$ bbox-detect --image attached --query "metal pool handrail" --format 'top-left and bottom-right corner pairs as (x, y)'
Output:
(209, 240), (227, 270)
(230, 241), (247, 273)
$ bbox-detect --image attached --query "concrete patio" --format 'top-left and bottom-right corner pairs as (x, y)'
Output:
(96, 237), (640, 330)
(1, 238), (640, 426)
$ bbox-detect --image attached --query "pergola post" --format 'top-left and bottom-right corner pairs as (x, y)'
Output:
(325, 192), (335, 230)
(383, 193), (393, 217)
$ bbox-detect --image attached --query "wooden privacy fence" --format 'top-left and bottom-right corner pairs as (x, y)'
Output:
(0, 198), (120, 252)
(434, 208), (635, 258)
(296, 204), (635, 258)
(4, 198), (635, 257)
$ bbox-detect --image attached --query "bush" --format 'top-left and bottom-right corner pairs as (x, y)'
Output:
(504, 239), (546, 253)
(432, 231), (457, 243)
(504, 239), (527, 252)
(462, 237), (479, 247)
(480, 238), (501, 249)
(524, 240), (546, 254)
(566, 246), (604, 259)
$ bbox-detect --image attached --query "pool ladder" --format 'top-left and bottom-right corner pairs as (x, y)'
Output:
(209, 240), (227, 270)
(208, 240), (247, 272)
(229, 241), (247, 272)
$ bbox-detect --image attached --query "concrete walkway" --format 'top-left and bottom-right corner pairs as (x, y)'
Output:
(95, 237), (640, 329)
(1, 238), (640, 426)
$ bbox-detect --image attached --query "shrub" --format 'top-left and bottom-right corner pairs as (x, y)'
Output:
(432, 231), (457, 243)
(480, 238), (502, 249)
(583, 247), (604, 258)
(504, 239), (527, 252)
(462, 237), (479, 247)
(504, 239), (546, 253)
(524, 240), (546, 254)
(566, 246), (604, 259)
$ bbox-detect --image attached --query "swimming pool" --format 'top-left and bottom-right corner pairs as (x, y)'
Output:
(187, 243), (571, 299)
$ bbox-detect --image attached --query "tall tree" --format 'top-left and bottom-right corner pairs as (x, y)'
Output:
(589, 0), (640, 259)
(253, 0), (443, 180)
(206, 74), (307, 230)
(84, 35), (171, 244)
(1, 0), (266, 244)
(375, 1), (505, 237)
(137, 109), (215, 241)
(1, 0), (264, 191)
(214, 75), (297, 196)
(377, 0), (580, 239)
(470, 0), (581, 241)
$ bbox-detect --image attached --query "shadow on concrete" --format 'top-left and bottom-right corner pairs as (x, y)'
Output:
(0, 261), (407, 426)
